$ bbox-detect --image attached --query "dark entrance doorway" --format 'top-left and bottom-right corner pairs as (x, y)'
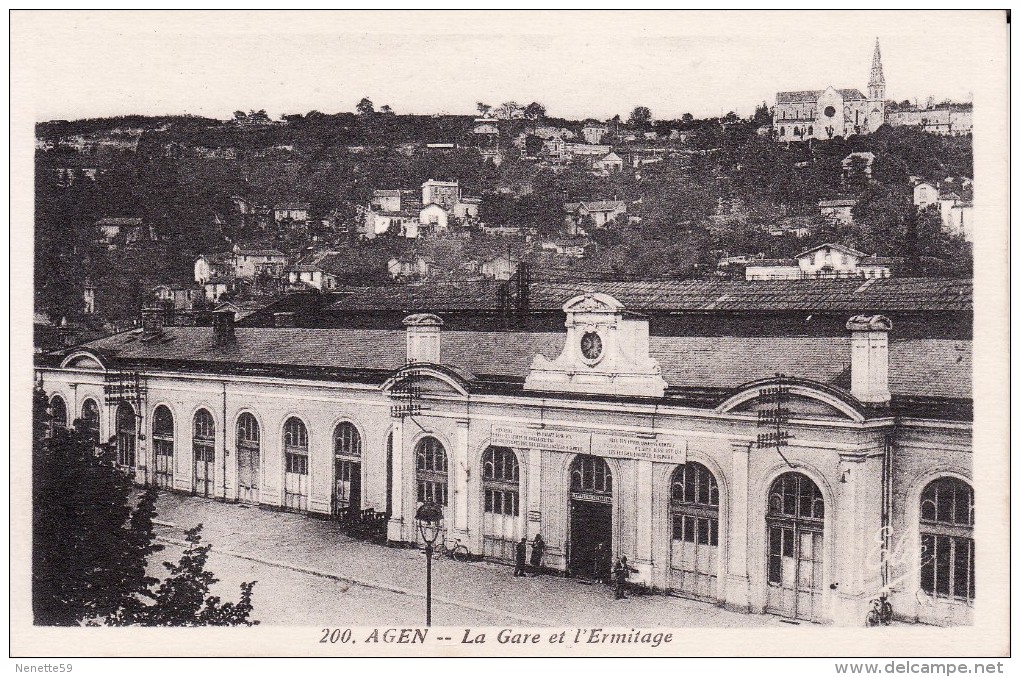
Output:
(567, 454), (614, 580)
(569, 499), (612, 579)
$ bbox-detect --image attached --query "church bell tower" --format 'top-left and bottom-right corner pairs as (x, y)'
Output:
(867, 38), (886, 131)
(868, 38), (886, 102)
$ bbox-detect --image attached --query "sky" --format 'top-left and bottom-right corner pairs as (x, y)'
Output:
(12, 10), (1003, 123)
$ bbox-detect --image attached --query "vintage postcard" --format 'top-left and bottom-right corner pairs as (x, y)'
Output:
(10, 9), (1010, 664)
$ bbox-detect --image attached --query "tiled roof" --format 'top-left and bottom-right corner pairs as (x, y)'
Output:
(373, 189), (402, 197)
(749, 259), (798, 267)
(777, 88), (867, 103)
(579, 200), (626, 212)
(275, 202), (310, 210)
(69, 328), (970, 400)
(288, 264), (323, 273)
(318, 278), (972, 313)
(796, 243), (865, 259)
(818, 199), (858, 207)
(96, 217), (143, 226)
(235, 248), (286, 257)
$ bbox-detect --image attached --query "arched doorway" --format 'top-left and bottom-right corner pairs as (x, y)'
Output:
(80, 399), (100, 445)
(236, 413), (260, 503)
(115, 402), (137, 468)
(480, 446), (521, 562)
(669, 462), (720, 599)
(152, 405), (175, 489)
(333, 422), (362, 517)
(283, 417), (310, 511)
(765, 472), (825, 621)
(192, 409), (216, 497)
(568, 454), (613, 581)
(415, 436), (448, 545)
(49, 395), (68, 437)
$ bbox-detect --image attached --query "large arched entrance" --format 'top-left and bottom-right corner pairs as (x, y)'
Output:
(669, 462), (720, 599)
(480, 446), (521, 562)
(192, 409), (216, 497)
(568, 454), (613, 581)
(765, 472), (825, 621)
(152, 405), (175, 489)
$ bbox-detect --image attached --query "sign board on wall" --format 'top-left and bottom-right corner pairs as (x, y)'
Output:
(490, 424), (687, 465)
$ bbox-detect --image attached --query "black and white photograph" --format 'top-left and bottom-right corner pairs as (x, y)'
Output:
(11, 9), (1010, 664)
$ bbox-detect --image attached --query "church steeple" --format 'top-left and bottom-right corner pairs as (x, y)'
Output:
(868, 38), (885, 101)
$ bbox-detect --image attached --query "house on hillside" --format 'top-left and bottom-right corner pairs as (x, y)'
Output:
(233, 245), (287, 279)
(841, 151), (876, 186)
(818, 198), (858, 224)
(453, 197), (481, 220)
(541, 238), (590, 258)
(913, 181), (974, 241)
(94, 217), (157, 248)
(582, 120), (609, 144)
(287, 264), (338, 291)
(592, 152), (624, 174)
(387, 255), (435, 280)
(480, 255), (520, 281)
(274, 202), (310, 223)
(419, 204), (450, 235)
(565, 200), (627, 234)
(194, 252), (236, 284)
(745, 243), (895, 280)
(422, 180), (461, 210)
(203, 277), (233, 303)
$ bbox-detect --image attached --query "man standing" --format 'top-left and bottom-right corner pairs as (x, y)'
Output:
(514, 536), (528, 577)
(613, 556), (635, 599)
(529, 534), (546, 575)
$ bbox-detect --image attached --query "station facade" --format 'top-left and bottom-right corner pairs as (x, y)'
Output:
(36, 293), (973, 627)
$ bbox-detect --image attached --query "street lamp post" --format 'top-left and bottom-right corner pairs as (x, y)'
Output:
(415, 501), (444, 627)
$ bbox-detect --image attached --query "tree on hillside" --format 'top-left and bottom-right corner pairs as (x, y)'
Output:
(524, 102), (547, 120)
(753, 102), (772, 125)
(380, 104), (394, 115)
(476, 102), (491, 116)
(628, 106), (652, 128)
(356, 97), (375, 116)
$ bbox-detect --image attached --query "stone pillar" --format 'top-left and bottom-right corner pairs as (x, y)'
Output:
(526, 448), (542, 538)
(386, 420), (405, 542)
(725, 440), (752, 613)
(831, 447), (885, 625)
(635, 459), (653, 563)
(452, 420), (470, 536)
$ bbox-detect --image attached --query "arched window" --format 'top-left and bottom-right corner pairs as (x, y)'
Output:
(334, 422), (362, 458)
(193, 409), (216, 496)
(152, 405), (174, 488)
(768, 472), (824, 521)
(116, 402), (137, 467)
(807, 125), (813, 136)
(482, 446), (519, 516)
(333, 422), (362, 514)
(920, 477), (974, 601)
(415, 436), (448, 506)
(49, 395), (67, 436)
(283, 417), (309, 476)
(236, 413), (260, 502)
(779, 126), (785, 136)
(570, 455), (612, 495)
(80, 398), (100, 443)
(671, 462), (719, 546)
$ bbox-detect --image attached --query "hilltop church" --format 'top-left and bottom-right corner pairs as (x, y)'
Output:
(774, 39), (886, 142)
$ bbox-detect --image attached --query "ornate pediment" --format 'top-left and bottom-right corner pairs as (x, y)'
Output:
(525, 294), (667, 398)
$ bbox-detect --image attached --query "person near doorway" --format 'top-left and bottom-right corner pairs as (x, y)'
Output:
(594, 541), (608, 583)
(514, 537), (528, 577)
(529, 534), (546, 575)
(614, 556), (637, 599)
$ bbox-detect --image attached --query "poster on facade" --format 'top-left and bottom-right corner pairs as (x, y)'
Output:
(9, 8), (1010, 669)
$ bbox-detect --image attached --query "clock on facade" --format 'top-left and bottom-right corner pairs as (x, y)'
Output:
(824, 105), (836, 118)
(580, 331), (603, 361)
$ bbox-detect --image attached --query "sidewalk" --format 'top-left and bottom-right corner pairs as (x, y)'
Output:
(152, 493), (784, 628)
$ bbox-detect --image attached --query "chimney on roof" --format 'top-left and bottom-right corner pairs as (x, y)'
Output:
(846, 315), (892, 406)
(273, 312), (296, 328)
(140, 306), (165, 341)
(403, 313), (443, 364)
(213, 310), (236, 344)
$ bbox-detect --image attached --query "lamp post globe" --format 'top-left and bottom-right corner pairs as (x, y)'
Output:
(415, 500), (444, 627)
